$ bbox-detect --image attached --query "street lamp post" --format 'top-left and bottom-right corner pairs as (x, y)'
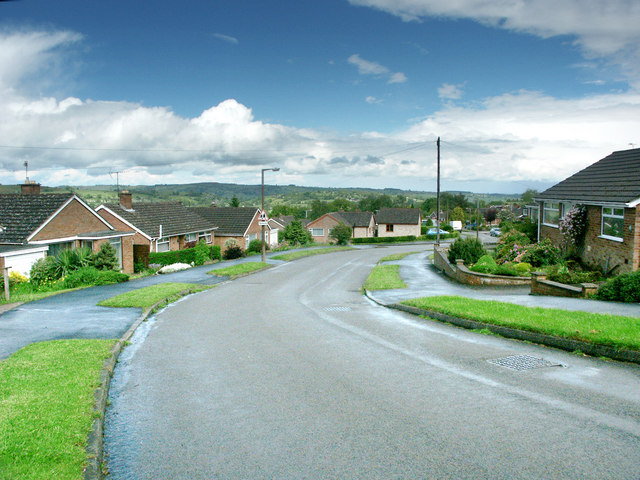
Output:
(261, 167), (280, 262)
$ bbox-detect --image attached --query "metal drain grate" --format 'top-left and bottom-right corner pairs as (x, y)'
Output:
(323, 306), (352, 312)
(488, 354), (563, 371)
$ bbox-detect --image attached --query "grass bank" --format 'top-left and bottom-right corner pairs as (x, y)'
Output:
(98, 282), (211, 309)
(402, 296), (640, 352)
(378, 252), (420, 263)
(0, 339), (116, 480)
(272, 246), (353, 261)
(365, 264), (407, 290)
(208, 262), (270, 278)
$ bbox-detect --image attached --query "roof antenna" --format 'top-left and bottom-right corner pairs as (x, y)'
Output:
(110, 170), (122, 194)
(24, 161), (29, 183)
(629, 143), (637, 149)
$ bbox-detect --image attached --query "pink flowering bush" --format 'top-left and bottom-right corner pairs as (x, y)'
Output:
(559, 205), (587, 251)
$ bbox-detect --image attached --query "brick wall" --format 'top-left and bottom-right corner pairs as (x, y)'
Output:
(97, 209), (151, 248)
(32, 199), (109, 241)
(377, 223), (420, 237)
(307, 215), (339, 243)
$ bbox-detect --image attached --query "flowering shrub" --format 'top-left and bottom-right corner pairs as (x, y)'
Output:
(520, 239), (561, 267)
(495, 231), (531, 264)
(559, 205), (587, 251)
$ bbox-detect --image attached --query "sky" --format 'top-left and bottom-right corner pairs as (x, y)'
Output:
(0, 0), (639, 194)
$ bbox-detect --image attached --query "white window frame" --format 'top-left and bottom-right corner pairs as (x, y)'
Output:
(601, 207), (625, 242)
(157, 237), (170, 252)
(542, 202), (560, 227)
(185, 233), (197, 243)
(310, 228), (324, 237)
(109, 238), (123, 270)
(199, 231), (212, 244)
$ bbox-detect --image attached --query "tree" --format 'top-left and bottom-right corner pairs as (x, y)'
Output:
(521, 189), (539, 204)
(229, 195), (240, 207)
(330, 223), (352, 245)
(282, 220), (312, 245)
(94, 242), (119, 271)
(484, 207), (497, 224)
(451, 206), (465, 222)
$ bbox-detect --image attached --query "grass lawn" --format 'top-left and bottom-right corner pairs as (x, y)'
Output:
(364, 264), (407, 290)
(271, 247), (353, 261)
(0, 339), (116, 480)
(208, 262), (270, 277)
(378, 252), (420, 263)
(402, 296), (640, 351)
(97, 282), (211, 309)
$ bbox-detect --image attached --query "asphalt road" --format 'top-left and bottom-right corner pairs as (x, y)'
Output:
(104, 245), (640, 479)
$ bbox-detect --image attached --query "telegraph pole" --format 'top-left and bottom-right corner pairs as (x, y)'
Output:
(436, 137), (441, 246)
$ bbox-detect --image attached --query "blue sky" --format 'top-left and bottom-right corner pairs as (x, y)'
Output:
(1, 0), (639, 193)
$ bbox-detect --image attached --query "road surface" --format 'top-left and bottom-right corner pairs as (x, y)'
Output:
(104, 245), (640, 479)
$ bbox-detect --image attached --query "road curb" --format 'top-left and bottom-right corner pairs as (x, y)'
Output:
(364, 290), (640, 365)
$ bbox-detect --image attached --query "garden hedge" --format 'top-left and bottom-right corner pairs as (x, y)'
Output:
(352, 233), (458, 244)
(149, 244), (221, 266)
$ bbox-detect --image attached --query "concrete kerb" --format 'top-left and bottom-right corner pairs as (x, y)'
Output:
(364, 290), (640, 366)
(83, 288), (205, 480)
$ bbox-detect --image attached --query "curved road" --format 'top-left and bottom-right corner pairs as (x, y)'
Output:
(105, 246), (640, 479)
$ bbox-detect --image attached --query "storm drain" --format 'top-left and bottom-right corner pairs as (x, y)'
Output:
(323, 306), (352, 312)
(488, 354), (564, 371)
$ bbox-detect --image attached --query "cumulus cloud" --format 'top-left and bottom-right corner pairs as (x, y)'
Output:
(438, 83), (464, 100)
(348, 54), (407, 84)
(348, 0), (640, 86)
(366, 96), (382, 104)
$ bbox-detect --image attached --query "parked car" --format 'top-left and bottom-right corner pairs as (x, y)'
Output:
(490, 227), (501, 237)
(427, 228), (448, 235)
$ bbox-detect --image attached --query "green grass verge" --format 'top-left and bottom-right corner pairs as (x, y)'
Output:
(364, 264), (407, 290)
(97, 282), (211, 309)
(271, 247), (353, 261)
(0, 339), (116, 480)
(402, 296), (640, 351)
(379, 252), (419, 263)
(208, 262), (270, 277)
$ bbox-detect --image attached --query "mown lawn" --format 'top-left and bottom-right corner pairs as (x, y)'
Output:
(402, 295), (640, 351)
(208, 262), (271, 277)
(378, 252), (420, 263)
(98, 282), (211, 309)
(0, 339), (116, 480)
(364, 264), (407, 290)
(271, 247), (353, 261)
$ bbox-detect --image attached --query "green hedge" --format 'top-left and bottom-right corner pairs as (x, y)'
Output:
(352, 233), (459, 244)
(149, 244), (221, 266)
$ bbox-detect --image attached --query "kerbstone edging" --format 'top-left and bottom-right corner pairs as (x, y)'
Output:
(84, 288), (200, 480)
(364, 290), (640, 365)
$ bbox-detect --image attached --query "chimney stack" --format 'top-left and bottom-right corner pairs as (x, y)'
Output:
(119, 191), (133, 209)
(20, 181), (41, 195)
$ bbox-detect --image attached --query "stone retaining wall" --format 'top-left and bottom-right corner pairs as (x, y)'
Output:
(530, 272), (598, 299)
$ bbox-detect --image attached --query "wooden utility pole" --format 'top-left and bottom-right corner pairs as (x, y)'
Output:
(436, 137), (441, 246)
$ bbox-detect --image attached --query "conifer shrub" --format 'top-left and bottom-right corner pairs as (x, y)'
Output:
(448, 237), (486, 265)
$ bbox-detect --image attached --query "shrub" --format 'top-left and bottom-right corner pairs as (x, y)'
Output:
(194, 240), (211, 265)
(470, 255), (497, 274)
(9, 270), (28, 285)
(62, 267), (129, 289)
(94, 242), (119, 271)
(448, 237), (486, 265)
(496, 231), (531, 263)
(149, 244), (221, 266)
(520, 239), (560, 267)
(246, 239), (265, 254)
(282, 221), (312, 246)
(29, 257), (59, 288)
(514, 262), (532, 275)
(211, 245), (222, 261)
(223, 245), (244, 260)
(595, 271), (640, 302)
(559, 205), (587, 251)
(330, 222), (352, 245)
(442, 224), (454, 233)
(494, 263), (519, 276)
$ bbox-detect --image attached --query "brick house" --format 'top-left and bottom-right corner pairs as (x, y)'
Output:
(305, 211), (375, 243)
(190, 206), (263, 252)
(96, 192), (217, 254)
(0, 183), (135, 275)
(536, 147), (640, 274)
(376, 208), (422, 237)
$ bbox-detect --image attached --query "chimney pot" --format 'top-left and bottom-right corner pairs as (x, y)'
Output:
(20, 182), (41, 195)
(119, 191), (133, 209)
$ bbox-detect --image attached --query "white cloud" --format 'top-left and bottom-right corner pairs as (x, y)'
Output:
(212, 33), (239, 45)
(366, 96), (382, 104)
(438, 83), (464, 100)
(348, 54), (407, 84)
(348, 0), (640, 86)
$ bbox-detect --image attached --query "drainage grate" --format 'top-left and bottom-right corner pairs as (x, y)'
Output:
(323, 306), (352, 312)
(488, 354), (563, 371)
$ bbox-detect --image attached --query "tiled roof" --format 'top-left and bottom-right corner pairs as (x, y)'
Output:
(190, 207), (259, 236)
(375, 208), (422, 225)
(537, 148), (640, 205)
(0, 193), (74, 243)
(102, 202), (216, 238)
(331, 211), (374, 228)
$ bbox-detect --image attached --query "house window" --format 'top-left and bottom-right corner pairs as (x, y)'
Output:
(109, 238), (123, 270)
(48, 241), (74, 257)
(543, 202), (560, 227)
(157, 237), (170, 252)
(199, 231), (212, 243)
(601, 207), (624, 240)
(185, 233), (197, 243)
(386, 224), (394, 232)
(81, 240), (93, 251)
(310, 228), (324, 237)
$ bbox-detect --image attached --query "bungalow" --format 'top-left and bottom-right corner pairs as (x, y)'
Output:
(96, 192), (217, 254)
(305, 211), (375, 243)
(376, 208), (422, 237)
(0, 183), (135, 275)
(190, 206), (263, 252)
(535, 147), (640, 273)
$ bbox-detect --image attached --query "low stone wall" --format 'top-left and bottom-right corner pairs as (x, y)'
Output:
(433, 247), (530, 286)
(530, 272), (598, 299)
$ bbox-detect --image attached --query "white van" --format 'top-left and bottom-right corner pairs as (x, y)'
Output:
(449, 220), (462, 231)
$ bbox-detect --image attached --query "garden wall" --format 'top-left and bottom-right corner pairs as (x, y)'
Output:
(433, 247), (530, 286)
(530, 272), (598, 299)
